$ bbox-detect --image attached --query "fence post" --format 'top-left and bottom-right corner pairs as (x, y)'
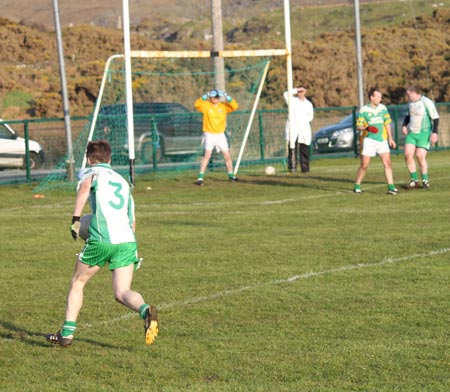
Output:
(352, 107), (358, 157)
(391, 105), (399, 149)
(151, 118), (159, 169)
(258, 111), (265, 161)
(24, 120), (31, 181)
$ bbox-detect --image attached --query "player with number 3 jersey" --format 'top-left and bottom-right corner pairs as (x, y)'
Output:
(77, 164), (136, 244)
(45, 140), (158, 347)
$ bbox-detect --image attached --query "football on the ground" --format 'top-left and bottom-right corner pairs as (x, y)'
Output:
(265, 166), (276, 175)
(79, 214), (92, 241)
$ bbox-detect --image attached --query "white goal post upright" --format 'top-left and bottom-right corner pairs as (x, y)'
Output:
(80, 1), (137, 184)
(122, 0), (136, 185)
(284, 0), (295, 150)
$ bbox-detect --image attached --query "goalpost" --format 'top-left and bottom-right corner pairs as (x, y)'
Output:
(110, 0), (293, 183)
(83, 49), (287, 175)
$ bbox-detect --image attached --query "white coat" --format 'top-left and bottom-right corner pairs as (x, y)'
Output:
(284, 89), (314, 146)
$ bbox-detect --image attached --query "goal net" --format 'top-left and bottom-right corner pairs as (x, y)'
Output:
(36, 50), (288, 192)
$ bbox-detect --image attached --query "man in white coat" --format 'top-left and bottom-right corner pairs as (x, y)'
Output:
(284, 86), (314, 173)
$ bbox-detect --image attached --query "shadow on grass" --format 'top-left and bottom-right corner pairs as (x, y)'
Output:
(235, 173), (387, 189)
(233, 174), (355, 190)
(0, 319), (116, 349)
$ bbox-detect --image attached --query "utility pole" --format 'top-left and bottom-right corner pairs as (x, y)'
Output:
(211, 0), (225, 91)
(51, 0), (75, 182)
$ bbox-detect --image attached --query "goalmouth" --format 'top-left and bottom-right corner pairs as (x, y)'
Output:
(84, 48), (290, 177)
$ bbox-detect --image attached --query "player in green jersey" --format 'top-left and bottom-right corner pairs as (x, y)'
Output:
(46, 140), (158, 347)
(402, 85), (440, 189)
(353, 87), (398, 195)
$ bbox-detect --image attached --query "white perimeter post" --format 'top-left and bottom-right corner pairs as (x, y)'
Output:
(284, 0), (295, 150)
(122, 0), (136, 185)
(233, 61), (271, 175)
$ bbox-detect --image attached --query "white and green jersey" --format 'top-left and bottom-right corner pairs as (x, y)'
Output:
(407, 96), (439, 134)
(78, 163), (136, 244)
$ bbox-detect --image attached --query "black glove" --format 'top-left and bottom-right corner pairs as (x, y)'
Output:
(70, 216), (81, 241)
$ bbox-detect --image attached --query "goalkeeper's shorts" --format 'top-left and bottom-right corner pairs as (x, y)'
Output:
(203, 132), (229, 153)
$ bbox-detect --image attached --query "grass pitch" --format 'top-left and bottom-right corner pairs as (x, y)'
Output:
(1, 152), (450, 391)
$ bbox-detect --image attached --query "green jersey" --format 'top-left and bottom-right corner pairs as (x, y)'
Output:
(78, 163), (136, 244)
(356, 103), (391, 142)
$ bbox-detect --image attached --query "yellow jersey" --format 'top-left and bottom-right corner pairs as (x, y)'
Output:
(194, 98), (238, 134)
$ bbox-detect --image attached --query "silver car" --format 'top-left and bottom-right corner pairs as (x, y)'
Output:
(314, 106), (408, 154)
(0, 120), (44, 169)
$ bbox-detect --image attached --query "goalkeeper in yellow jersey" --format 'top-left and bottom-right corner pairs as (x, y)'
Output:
(194, 89), (239, 186)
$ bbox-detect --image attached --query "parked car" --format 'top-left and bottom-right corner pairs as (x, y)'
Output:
(98, 102), (203, 163)
(0, 120), (44, 170)
(314, 105), (408, 154)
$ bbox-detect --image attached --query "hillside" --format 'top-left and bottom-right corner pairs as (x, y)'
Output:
(0, 1), (448, 119)
(1, 0), (371, 30)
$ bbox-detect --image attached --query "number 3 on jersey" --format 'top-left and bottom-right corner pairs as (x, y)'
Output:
(108, 181), (125, 209)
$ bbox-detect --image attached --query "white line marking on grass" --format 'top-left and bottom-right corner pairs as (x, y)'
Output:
(139, 191), (346, 212)
(82, 247), (450, 328)
(162, 247), (450, 307)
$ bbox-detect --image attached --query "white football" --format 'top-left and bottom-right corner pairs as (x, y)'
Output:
(265, 166), (276, 175)
(79, 214), (92, 241)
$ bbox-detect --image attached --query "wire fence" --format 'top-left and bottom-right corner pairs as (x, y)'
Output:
(0, 102), (448, 187)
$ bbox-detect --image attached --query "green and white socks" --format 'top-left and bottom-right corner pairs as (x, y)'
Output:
(59, 305), (150, 340)
(61, 321), (76, 339)
(410, 171), (419, 182)
(139, 304), (150, 320)
(410, 171), (429, 185)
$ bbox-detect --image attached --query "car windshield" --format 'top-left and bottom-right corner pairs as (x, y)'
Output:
(0, 123), (15, 140)
(339, 114), (355, 124)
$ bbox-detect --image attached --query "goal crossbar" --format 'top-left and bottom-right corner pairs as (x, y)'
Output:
(130, 49), (288, 58)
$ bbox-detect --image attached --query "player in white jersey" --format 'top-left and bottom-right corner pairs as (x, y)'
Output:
(46, 140), (158, 347)
(78, 164), (136, 244)
(402, 85), (439, 189)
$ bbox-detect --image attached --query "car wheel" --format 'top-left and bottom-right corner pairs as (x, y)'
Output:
(141, 138), (164, 164)
(22, 152), (41, 170)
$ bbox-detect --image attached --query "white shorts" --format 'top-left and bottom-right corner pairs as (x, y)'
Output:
(361, 138), (390, 157)
(203, 132), (229, 152)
